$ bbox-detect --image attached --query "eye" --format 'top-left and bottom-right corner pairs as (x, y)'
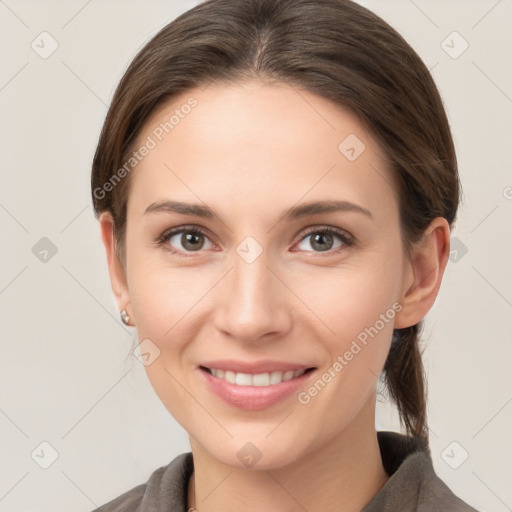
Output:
(157, 226), (215, 255)
(293, 226), (353, 254)
(156, 224), (354, 257)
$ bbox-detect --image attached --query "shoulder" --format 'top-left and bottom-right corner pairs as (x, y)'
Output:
(90, 482), (146, 512)
(90, 452), (193, 512)
(364, 431), (478, 512)
(403, 451), (479, 511)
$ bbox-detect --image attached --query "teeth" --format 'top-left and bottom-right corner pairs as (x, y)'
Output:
(224, 370), (236, 384)
(282, 370), (295, 381)
(270, 371), (283, 384)
(235, 372), (253, 386)
(209, 368), (307, 386)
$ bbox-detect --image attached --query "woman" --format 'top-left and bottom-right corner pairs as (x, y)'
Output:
(91, 0), (478, 510)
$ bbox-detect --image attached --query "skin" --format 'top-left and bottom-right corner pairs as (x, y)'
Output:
(100, 80), (450, 512)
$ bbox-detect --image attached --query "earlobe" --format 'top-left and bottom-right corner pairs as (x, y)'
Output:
(99, 212), (133, 325)
(394, 217), (451, 329)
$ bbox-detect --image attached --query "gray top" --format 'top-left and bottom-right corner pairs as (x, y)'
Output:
(92, 431), (478, 511)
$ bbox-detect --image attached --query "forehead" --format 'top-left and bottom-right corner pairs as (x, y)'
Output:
(127, 80), (398, 223)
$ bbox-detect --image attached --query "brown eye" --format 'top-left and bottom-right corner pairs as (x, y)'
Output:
(159, 227), (215, 254)
(318, 233), (337, 251)
(294, 227), (353, 253)
(175, 231), (207, 251)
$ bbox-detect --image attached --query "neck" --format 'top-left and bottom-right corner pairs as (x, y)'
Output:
(187, 398), (389, 512)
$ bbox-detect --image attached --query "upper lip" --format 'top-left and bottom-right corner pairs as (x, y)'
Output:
(200, 360), (315, 374)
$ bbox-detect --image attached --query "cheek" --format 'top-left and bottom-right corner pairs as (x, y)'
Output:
(125, 262), (213, 426)
(292, 262), (401, 427)
(295, 250), (403, 344)
(128, 263), (212, 342)
(291, 247), (404, 407)
(124, 220), (212, 337)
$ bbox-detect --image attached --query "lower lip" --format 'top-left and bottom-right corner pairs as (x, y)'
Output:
(198, 367), (316, 411)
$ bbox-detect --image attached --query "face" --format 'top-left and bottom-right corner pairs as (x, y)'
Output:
(110, 80), (416, 469)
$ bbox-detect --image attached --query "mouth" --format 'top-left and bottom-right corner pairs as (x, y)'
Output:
(197, 359), (318, 410)
(199, 365), (316, 386)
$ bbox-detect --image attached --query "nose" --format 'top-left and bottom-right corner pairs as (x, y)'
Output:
(213, 249), (293, 344)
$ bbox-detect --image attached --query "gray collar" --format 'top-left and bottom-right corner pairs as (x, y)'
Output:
(97, 431), (477, 511)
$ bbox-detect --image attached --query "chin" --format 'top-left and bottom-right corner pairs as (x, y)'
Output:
(197, 433), (307, 471)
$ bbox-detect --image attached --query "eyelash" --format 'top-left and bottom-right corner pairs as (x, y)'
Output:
(155, 224), (355, 258)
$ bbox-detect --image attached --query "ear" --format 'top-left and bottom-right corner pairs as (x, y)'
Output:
(99, 212), (133, 326)
(394, 217), (451, 329)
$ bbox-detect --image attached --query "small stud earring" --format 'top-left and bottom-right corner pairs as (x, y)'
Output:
(120, 309), (131, 326)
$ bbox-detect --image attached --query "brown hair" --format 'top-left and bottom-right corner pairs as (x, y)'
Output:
(91, 0), (459, 448)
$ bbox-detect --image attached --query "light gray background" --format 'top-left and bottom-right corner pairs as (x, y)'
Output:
(1, 1), (511, 511)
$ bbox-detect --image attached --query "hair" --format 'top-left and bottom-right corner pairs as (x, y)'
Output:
(91, 0), (459, 449)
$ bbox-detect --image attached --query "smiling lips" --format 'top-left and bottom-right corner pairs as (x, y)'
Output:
(204, 366), (308, 386)
(198, 360), (316, 410)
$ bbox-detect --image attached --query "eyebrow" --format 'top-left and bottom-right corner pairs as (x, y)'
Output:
(144, 199), (373, 222)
